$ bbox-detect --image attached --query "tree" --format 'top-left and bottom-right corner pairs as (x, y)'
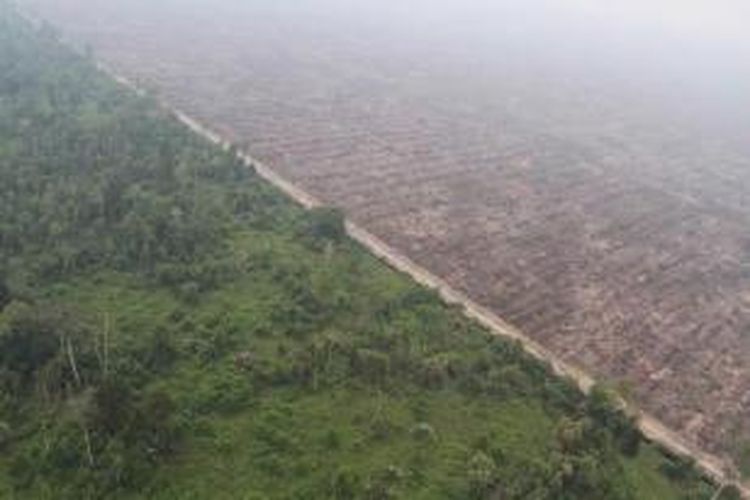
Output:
(660, 454), (697, 482)
(135, 390), (180, 456)
(467, 451), (496, 498)
(0, 277), (10, 311)
(586, 384), (640, 456)
(351, 348), (390, 384)
(0, 304), (60, 383)
(716, 484), (742, 500)
(330, 467), (361, 499)
(303, 207), (346, 243)
(556, 417), (585, 453)
(91, 378), (134, 437)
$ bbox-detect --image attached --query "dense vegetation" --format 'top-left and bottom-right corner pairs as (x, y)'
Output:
(0, 5), (721, 499)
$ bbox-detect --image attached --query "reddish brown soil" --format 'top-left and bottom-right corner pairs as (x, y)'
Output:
(20, 0), (750, 464)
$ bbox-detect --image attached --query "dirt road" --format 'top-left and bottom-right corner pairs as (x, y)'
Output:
(171, 88), (739, 494)
(15, 2), (750, 495)
(94, 59), (741, 497)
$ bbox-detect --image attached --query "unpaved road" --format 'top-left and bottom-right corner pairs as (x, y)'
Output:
(17, 4), (749, 495)
(167, 80), (739, 494)
(20, 0), (750, 466)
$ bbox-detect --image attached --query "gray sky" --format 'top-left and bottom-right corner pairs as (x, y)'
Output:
(20, 0), (750, 147)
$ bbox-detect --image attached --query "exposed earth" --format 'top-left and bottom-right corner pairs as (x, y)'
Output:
(20, 0), (750, 467)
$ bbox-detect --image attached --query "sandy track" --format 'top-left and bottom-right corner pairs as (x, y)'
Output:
(149, 73), (740, 495)
(15, 4), (739, 490)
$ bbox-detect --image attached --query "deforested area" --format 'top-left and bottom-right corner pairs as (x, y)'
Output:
(15, 0), (750, 476)
(0, 5), (725, 499)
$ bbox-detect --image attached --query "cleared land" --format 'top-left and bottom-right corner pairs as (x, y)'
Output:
(2, 8), (720, 498)
(20, 0), (750, 468)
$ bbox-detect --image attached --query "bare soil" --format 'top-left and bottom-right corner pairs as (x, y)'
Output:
(20, 0), (750, 472)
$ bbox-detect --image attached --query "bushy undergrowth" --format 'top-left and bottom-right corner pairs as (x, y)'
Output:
(0, 6), (715, 499)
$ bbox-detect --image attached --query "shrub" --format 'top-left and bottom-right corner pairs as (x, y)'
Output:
(718, 485), (743, 500)
(0, 277), (10, 311)
(301, 207), (346, 245)
(351, 348), (390, 385)
(330, 467), (361, 499)
(467, 451), (497, 498)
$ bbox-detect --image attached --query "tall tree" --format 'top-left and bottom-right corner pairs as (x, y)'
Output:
(0, 277), (9, 311)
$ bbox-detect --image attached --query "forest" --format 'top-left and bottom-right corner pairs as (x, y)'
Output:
(0, 4), (731, 499)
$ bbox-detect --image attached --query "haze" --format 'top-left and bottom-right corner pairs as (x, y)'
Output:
(26, 0), (749, 149)
(19, 0), (750, 467)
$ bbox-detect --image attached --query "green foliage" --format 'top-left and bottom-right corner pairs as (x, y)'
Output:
(733, 439), (750, 479)
(467, 451), (497, 498)
(0, 302), (100, 400)
(717, 485), (743, 500)
(660, 453), (700, 483)
(0, 303), (60, 383)
(0, 277), (10, 311)
(0, 7), (716, 500)
(300, 206), (346, 246)
(587, 384), (641, 456)
(0, 9), (293, 288)
(329, 467), (361, 499)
